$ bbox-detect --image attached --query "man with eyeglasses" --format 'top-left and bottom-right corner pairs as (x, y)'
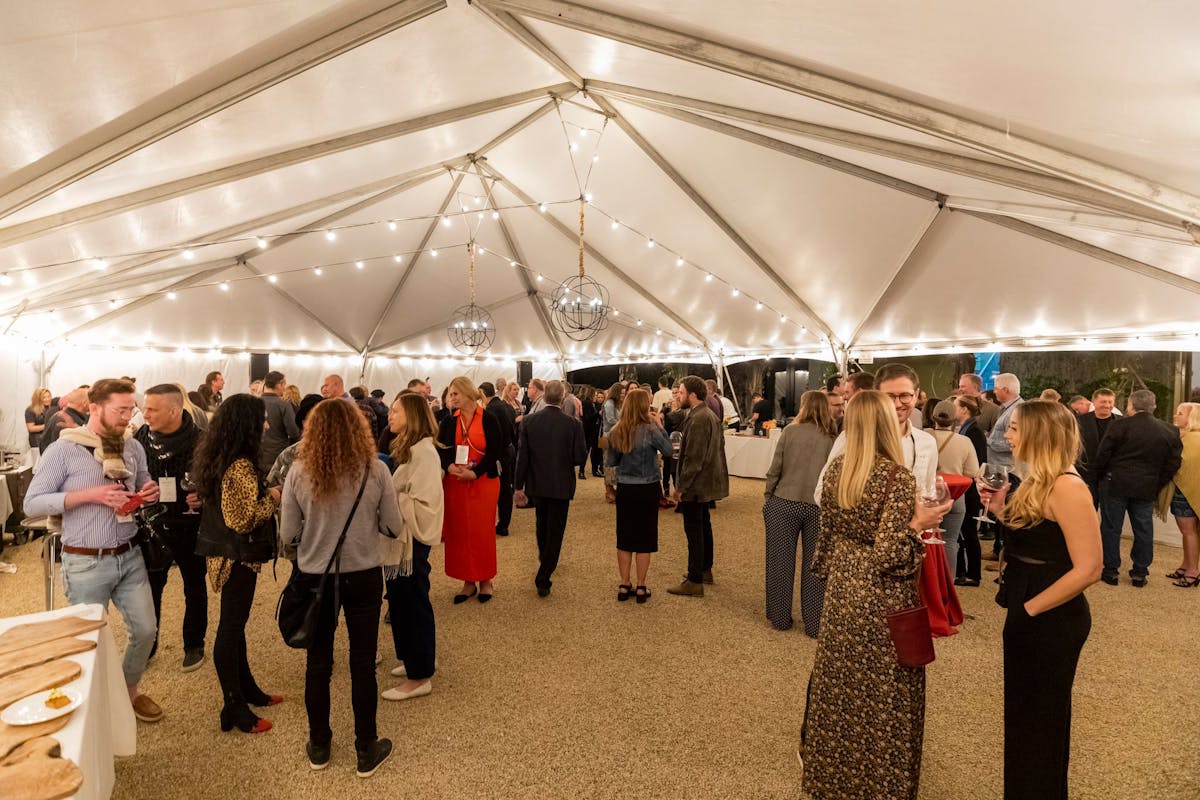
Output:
(814, 363), (939, 501)
(26, 378), (165, 722)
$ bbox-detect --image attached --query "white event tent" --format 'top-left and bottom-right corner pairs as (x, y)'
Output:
(2, 0), (1199, 445)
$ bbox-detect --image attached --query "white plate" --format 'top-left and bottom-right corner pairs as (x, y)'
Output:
(0, 687), (82, 726)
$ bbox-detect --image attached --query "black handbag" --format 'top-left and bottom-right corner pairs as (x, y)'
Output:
(276, 470), (369, 649)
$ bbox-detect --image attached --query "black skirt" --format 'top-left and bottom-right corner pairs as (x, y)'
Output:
(615, 481), (660, 553)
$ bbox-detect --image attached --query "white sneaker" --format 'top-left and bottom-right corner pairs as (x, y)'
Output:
(374, 651), (382, 666)
(381, 681), (432, 702)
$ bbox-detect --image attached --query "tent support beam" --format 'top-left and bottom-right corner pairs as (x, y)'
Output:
(589, 87), (937, 202)
(238, 258), (362, 353)
(362, 172), (467, 352)
(941, 198), (1192, 244)
(961, 210), (1200, 297)
(0, 82), (573, 250)
(370, 291), (529, 352)
(471, 161), (567, 360)
(480, 0), (1200, 227)
(16, 162), (453, 314)
(0, 0), (448, 221)
(479, 161), (710, 348)
(589, 93), (839, 342)
(846, 206), (944, 349)
(590, 82), (1184, 228)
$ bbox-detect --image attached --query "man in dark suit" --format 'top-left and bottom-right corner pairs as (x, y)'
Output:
(1076, 387), (1118, 504)
(480, 382), (516, 537)
(514, 380), (588, 597)
(1093, 389), (1182, 587)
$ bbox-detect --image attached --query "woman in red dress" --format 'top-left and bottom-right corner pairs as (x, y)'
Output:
(437, 376), (505, 603)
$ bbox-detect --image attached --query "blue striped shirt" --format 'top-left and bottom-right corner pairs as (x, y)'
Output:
(25, 438), (151, 549)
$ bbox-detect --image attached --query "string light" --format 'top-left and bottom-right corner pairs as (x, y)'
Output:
(492, 211), (500, 220)
(355, 261), (364, 269)
(256, 237), (268, 249)
(539, 203), (547, 213)
(705, 273), (713, 282)
(646, 238), (655, 248)
(166, 291), (177, 300)
(756, 302), (763, 310)
(268, 275), (278, 283)
(388, 221), (398, 231)
(509, 260), (517, 267)
(313, 268), (323, 276)
(182, 249), (195, 260)
(0, 274), (11, 286)
(219, 282), (230, 291)
(92, 258), (108, 270)
(324, 231), (336, 241)
(431, 250), (438, 257)
(731, 288), (740, 297)
(536, 273), (544, 282)
(611, 220), (619, 230)
(393, 255), (402, 263)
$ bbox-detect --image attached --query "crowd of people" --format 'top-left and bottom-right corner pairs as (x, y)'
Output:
(13, 361), (1196, 796)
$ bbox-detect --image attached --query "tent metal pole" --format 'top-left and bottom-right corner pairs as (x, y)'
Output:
(0, 0), (449, 221)
(591, 83), (1184, 229)
(589, 92), (839, 342)
(0, 83), (573, 250)
(481, 0), (1200, 227)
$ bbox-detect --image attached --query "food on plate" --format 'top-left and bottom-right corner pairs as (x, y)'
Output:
(43, 689), (70, 710)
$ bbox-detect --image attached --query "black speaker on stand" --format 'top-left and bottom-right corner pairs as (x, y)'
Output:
(250, 353), (270, 383)
(517, 360), (533, 388)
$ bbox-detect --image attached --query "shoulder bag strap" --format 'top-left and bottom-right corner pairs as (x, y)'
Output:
(322, 466), (370, 578)
(935, 430), (952, 456)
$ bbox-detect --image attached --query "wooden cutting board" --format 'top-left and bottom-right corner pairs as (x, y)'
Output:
(0, 638), (95, 680)
(0, 717), (69, 761)
(0, 660), (81, 712)
(0, 736), (82, 800)
(0, 616), (105, 657)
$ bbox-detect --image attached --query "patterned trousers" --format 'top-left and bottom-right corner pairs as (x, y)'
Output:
(763, 495), (825, 637)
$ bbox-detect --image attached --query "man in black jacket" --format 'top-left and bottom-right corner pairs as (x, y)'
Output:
(514, 380), (587, 597)
(134, 384), (208, 670)
(1093, 389), (1182, 587)
(260, 371), (299, 472)
(1076, 387), (1117, 504)
(481, 382), (516, 537)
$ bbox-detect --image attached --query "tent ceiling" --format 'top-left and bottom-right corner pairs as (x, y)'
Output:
(3, 0), (1199, 365)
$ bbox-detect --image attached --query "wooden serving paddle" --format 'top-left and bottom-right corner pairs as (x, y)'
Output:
(0, 616), (105, 657)
(0, 736), (82, 800)
(0, 660), (81, 712)
(0, 638), (95, 680)
(0, 717), (70, 761)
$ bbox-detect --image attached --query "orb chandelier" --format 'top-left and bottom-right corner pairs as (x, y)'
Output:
(448, 243), (495, 354)
(550, 197), (610, 341)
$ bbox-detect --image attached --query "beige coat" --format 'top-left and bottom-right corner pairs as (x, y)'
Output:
(929, 428), (980, 477)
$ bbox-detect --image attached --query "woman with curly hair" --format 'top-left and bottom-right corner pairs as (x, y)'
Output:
(192, 394), (282, 735)
(279, 399), (404, 776)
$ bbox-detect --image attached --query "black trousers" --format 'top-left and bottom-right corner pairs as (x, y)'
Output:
(305, 567), (382, 751)
(496, 457), (514, 536)
(533, 497), (571, 589)
(1003, 561), (1091, 800)
(385, 542), (435, 681)
(213, 563), (266, 718)
(661, 456), (675, 493)
(679, 500), (714, 583)
(147, 525), (208, 654)
(957, 485), (983, 581)
(589, 445), (605, 474)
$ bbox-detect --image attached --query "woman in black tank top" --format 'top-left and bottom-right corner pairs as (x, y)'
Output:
(978, 401), (1103, 800)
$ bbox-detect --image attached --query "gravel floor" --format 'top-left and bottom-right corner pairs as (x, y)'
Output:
(1, 475), (1195, 799)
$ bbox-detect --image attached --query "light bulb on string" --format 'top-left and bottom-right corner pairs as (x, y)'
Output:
(780, 314), (787, 322)
(492, 211), (500, 220)
(570, 142), (579, 152)
(592, 154), (599, 163)
(108, 299), (117, 308)
(324, 231), (336, 242)
(539, 203), (547, 213)
(731, 288), (740, 297)
(705, 273), (713, 282)
(355, 261), (364, 270)
(313, 268), (323, 276)
(166, 291), (177, 300)
(636, 319), (643, 327)
(0, 274), (12, 286)
(388, 221), (397, 231)
(431, 250), (438, 257)
(611, 220), (619, 230)
(394, 255), (402, 263)
(256, 237), (268, 249)
(220, 282), (230, 292)
(755, 302), (763, 311)
(92, 258), (108, 270)
(182, 249), (195, 260)
(536, 274), (544, 282)
(268, 275), (278, 283)
(675, 257), (684, 267)
(509, 260), (517, 267)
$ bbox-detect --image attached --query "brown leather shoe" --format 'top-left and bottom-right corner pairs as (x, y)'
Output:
(132, 693), (164, 723)
(666, 579), (704, 597)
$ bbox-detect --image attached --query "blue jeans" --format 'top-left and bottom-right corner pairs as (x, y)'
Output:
(60, 548), (157, 685)
(1098, 484), (1156, 575)
(941, 496), (966, 582)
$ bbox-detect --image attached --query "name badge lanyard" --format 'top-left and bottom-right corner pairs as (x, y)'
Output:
(459, 411), (485, 465)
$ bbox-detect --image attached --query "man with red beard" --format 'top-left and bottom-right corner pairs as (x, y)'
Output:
(26, 378), (165, 722)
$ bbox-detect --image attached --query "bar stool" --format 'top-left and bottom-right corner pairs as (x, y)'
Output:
(21, 515), (58, 610)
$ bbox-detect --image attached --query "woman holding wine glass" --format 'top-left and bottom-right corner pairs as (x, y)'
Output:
(977, 401), (1101, 800)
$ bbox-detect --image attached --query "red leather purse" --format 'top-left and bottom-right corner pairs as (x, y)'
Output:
(881, 467), (935, 667)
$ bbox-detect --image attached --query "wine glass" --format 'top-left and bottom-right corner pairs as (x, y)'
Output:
(920, 475), (952, 539)
(669, 431), (682, 458)
(180, 472), (199, 515)
(974, 462), (1009, 525)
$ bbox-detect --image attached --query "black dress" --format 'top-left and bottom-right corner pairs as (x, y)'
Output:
(1001, 517), (1092, 800)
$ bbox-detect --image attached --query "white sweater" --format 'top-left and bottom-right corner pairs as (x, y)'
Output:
(391, 437), (444, 546)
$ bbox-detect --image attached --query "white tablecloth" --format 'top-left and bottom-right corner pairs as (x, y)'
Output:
(724, 432), (778, 479)
(0, 474), (12, 527)
(0, 603), (136, 800)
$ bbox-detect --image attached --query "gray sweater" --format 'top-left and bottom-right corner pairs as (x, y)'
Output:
(280, 457), (403, 574)
(765, 422), (836, 503)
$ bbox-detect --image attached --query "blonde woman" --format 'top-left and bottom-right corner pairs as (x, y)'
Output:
(174, 382), (209, 430)
(282, 384), (302, 407)
(1166, 402), (1200, 586)
(383, 393), (445, 701)
(437, 376), (504, 603)
(801, 391), (949, 800)
(25, 387), (51, 463)
(607, 389), (672, 602)
(763, 390), (837, 636)
(978, 401), (1101, 800)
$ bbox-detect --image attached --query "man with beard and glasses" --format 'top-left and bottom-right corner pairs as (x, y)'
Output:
(135, 384), (209, 672)
(26, 378), (164, 722)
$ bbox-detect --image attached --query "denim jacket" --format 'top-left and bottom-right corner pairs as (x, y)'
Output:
(606, 424), (672, 484)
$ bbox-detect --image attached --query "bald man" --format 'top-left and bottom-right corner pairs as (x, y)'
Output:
(320, 374), (352, 402)
(40, 386), (90, 453)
